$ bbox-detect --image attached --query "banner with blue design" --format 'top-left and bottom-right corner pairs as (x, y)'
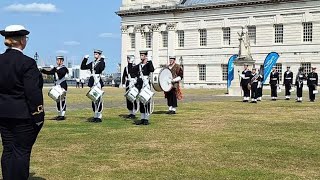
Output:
(227, 54), (238, 88)
(263, 52), (280, 84)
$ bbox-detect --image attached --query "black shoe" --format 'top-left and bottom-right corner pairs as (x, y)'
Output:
(310, 100), (315, 102)
(166, 111), (172, 114)
(56, 116), (65, 121)
(250, 101), (257, 103)
(242, 100), (248, 102)
(94, 118), (102, 123)
(143, 119), (150, 125)
(285, 98), (290, 100)
(129, 114), (136, 119)
(171, 111), (176, 114)
(134, 119), (144, 125)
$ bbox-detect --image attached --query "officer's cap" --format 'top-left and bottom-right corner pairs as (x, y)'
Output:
(312, 67), (317, 70)
(0, 25), (29, 37)
(169, 56), (176, 60)
(139, 50), (148, 55)
(287, 66), (290, 68)
(94, 49), (103, 54)
(56, 56), (64, 60)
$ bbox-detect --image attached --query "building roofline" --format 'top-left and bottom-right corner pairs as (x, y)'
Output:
(116, 0), (301, 17)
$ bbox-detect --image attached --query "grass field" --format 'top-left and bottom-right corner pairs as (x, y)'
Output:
(2, 87), (320, 179)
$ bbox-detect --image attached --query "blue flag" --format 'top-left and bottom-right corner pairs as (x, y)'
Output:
(227, 54), (238, 88)
(263, 52), (280, 84)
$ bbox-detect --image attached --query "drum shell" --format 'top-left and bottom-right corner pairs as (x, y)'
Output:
(152, 68), (173, 92)
(125, 87), (139, 103)
(48, 86), (66, 102)
(138, 87), (154, 104)
(86, 86), (104, 102)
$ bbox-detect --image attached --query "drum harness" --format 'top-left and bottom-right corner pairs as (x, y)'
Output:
(91, 60), (104, 114)
(125, 66), (139, 114)
(139, 64), (154, 115)
(54, 66), (67, 112)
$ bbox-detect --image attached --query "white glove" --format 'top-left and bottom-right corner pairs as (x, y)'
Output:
(128, 57), (134, 63)
(84, 55), (89, 59)
(130, 78), (137, 85)
(172, 76), (182, 83)
(122, 84), (126, 88)
(101, 55), (105, 59)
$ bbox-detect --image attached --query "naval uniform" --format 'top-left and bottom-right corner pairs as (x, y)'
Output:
(269, 72), (280, 99)
(81, 57), (105, 121)
(122, 66), (138, 117)
(250, 72), (262, 102)
(240, 69), (251, 101)
(128, 61), (155, 125)
(41, 65), (69, 119)
(307, 72), (318, 101)
(283, 70), (293, 99)
(257, 75), (264, 101)
(0, 48), (44, 180)
(165, 64), (183, 114)
(295, 72), (306, 102)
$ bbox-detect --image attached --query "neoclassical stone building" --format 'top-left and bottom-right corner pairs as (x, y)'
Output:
(117, 0), (320, 88)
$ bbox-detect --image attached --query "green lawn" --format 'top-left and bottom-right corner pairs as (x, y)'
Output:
(3, 87), (320, 179)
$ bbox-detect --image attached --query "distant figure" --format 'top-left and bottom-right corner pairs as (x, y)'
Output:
(112, 79), (115, 87)
(76, 78), (80, 88)
(81, 78), (85, 88)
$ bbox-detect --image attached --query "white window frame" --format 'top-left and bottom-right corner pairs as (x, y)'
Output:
(199, 29), (207, 47)
(129, 33), (135, 49)
(303, 22), (313, 42)
(222, 27), (231, 46)
(145, 32), (152, 48)
(221, 64), (228, 81)
(274, 24), (283, 44)
(161, 31), (168, 48)
(247, 26), (256, 45)
(177, 30), (184, 47)
(275, 63), (282, 82)
(301, 62), (312, 74)
(198, 64), (206, 81)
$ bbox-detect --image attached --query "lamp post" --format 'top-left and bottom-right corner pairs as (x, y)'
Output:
(34, 52), (39, 64)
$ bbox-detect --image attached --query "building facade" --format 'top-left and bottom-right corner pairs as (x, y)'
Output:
(117, 0), (320, 88)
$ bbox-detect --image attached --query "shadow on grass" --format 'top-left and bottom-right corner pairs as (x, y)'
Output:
(152, 111), (168, 114)
(29, 172), (46, 180)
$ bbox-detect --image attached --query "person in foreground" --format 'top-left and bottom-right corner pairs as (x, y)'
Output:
(0, 25), (44, 180)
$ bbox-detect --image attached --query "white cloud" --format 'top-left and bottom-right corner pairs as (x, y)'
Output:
(56, 50), (68, 54)
(99, 33), (120, 38)
(4, 3), (58, 13)
(64, 41), (80, 46)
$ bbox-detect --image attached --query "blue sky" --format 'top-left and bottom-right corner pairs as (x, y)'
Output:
(0, 0), (122, 73)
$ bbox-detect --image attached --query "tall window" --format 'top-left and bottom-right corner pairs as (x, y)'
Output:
(303, 22), (313, 42)
(177, 30), (184, 47)
(274, 24), (283, 44)
(301, 62), (311, 74)
(199, 29), (207, 46)
(275, 63), (282, 82)
(247, 26), (256, 45)
(145, 32), (152, 48)
(162, 31), (168, 48)
(129, 33), (135, 49)
(199, 64), (206, 81)
(222, 27), (231, 45)
(222, 64), (228, 81)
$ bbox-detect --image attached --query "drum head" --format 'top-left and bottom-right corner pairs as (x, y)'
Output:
(159, 68), (173, 92)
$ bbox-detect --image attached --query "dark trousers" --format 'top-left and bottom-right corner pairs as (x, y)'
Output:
(0, 118), (42, 180)
(271, 84), (278, 97)
(167, 88), (178, 108)
(126, 99), (137, 111)
(92, 98), (103, 113)
(56, 99), (66, 113)
(76, 82), (79, 88)
(251, 83), (258, 100)
(242, 84), (250, 97)
(81, 83), (84, 88)
(297, 84), (303, 98)
(140, 102), (150, 113)
(308, 85), (316, 101)
(257, 85), (263, 98)
(285, 84), (291, 96)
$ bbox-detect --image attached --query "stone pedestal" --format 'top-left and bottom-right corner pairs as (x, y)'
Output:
(228, 58), (255, 96)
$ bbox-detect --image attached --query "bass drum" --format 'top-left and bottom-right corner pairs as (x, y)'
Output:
(152, 68), (173, 92)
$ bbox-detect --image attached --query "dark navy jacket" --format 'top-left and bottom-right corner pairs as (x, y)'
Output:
(0, 48), (44, 121)
(41, 66), (69, 90)
(128, 61), (155, 90)
(81, 58), (105, 87)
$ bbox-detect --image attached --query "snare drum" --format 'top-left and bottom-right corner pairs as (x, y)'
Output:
(137, 87), (154, 105)
(152, 68), (173, 92)
(86, 86), (104, 102)
(125, 87), (139, 103)
(48, 85), (66, 102)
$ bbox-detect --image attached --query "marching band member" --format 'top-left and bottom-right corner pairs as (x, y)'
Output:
(81, 49), (105, 123)
(257, 67), (264, 101)
(165, 56), (183, 114)
(128, 50), (154, 125)
(41, 56), (69, 120)
(295, 67), (306, 102)
(0, 25), (44, 180)
(250, 68), (262, 103)
(122, 55), (138, 119)
(307, 67), (318, 102)
(269, 67), (279, 101)
(240, 63), (251, 102)
(283, 66), (293, 100)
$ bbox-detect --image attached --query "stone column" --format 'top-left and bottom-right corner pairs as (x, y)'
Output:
(134, 25), (142, 64)
(167, 23), (176, 65)
(151, 24), (160, 68)
(120, 25), (128, 85)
